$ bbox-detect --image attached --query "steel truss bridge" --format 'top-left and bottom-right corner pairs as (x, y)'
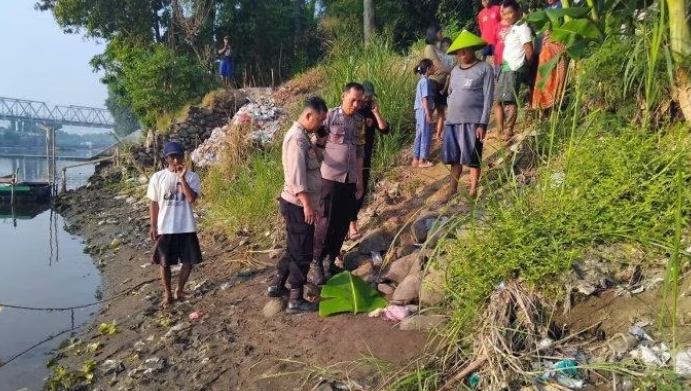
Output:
(0, 96), (114, 129)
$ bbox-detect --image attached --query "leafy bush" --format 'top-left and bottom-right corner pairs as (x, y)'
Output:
(577, 36), (637, 113)
(121, 44), (217, 129)
(443, 119), (691, 335)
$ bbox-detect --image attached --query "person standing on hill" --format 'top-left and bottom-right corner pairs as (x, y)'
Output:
(218, 36), (234, 88)
(493, 0), (533, 144)
(267, 97), (328, 313)
(423, 25), (449, 141)
(441, 31), (494, 201)
(147, 141), (203, 308)
(413, 59), (436, 168)
(477, 0), (502, 63)
(312, 83), (365, 285)
(348, 80), (390, 241)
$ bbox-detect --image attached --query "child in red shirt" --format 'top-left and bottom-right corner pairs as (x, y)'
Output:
(477, 0), (501, 59)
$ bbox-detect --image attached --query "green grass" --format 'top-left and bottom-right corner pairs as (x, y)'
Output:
(322, 34), (418, 174)
(440, 117), (691, 343)
(200, 148), (283, 235)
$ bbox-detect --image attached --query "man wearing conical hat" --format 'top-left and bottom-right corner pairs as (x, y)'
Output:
(440, 30), (494, 202)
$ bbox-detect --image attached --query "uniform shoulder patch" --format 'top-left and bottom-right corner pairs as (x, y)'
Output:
(295, 136), (311, 150)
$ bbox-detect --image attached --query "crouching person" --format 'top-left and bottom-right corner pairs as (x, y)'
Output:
(267, 97), (328, 313)
(148, 141), (203, 308)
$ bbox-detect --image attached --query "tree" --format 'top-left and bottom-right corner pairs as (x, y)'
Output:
(363, 0), (375, 46)
(664, 0), (691, 122)
(105, 86), (141, 138)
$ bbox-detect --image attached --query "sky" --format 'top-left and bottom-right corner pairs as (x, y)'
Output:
(0, 2), (107, 108)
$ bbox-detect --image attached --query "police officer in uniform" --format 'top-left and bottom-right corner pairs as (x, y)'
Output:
(267, 97), (328, 313)
(311, 82), (366, 285)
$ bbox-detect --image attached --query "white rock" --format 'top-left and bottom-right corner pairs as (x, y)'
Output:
(263, 298), (286, 318)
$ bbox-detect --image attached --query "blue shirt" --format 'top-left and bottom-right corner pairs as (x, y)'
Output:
(414, 76), (434, 111)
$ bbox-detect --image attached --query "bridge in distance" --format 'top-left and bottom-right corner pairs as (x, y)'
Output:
(0, 96), (114, 130)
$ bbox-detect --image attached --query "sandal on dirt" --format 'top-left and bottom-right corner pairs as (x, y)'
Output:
(418, 161), (434, 168)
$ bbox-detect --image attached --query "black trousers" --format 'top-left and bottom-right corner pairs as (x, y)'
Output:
(313, 178), (356, 262)
(276, 198), (314, 288)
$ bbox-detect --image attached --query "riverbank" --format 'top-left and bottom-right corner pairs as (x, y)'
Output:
(49, 168), (428, 391)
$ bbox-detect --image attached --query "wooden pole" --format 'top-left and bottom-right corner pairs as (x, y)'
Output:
(60, 168), (67, 195)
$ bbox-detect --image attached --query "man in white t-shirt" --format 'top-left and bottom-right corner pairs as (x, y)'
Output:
(147, 141), (202, 308)
(493, 0), (533, 144)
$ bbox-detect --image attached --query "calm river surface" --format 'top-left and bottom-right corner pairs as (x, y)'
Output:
(0, 152), (101, 391)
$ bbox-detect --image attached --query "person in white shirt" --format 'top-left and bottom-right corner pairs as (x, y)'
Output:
(493, 0), (533, 144)
(147, 141), (202, 308)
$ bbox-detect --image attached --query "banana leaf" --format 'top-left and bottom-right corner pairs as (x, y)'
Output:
(319, 271), (388, 317)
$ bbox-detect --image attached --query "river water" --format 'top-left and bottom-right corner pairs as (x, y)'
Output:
(0, 152), (101, 391)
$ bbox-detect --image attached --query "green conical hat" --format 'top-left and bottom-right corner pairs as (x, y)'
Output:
(447, 30), (487, 54)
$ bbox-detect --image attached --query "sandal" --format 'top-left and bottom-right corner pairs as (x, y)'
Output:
(418, 161), (434, 168)
(347, 232), (362, 241)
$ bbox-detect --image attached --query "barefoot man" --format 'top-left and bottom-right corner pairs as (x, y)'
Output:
(148, 141), (203, 307)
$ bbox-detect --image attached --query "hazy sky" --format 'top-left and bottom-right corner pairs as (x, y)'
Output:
(0, 2), (107, 108)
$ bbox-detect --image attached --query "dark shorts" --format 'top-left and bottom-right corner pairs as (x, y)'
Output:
(152, 233), (203, 266)
(220, 59), (233, 78)
(441, 123), (483, 167)
(494, 67), (525, 104)
(429, 79), (447, 108)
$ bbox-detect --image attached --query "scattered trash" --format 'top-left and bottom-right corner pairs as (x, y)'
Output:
(381, 305), (412, 321)
(102, 359), (125, 375)
(371, 251), (383, 267)
(675, 350), (691, 376)
(629, 324), (654, 342)
(468, 372), (481, 389)
(630, 343), (671, 367)
(538, 337), (554, 350)
(140, 263), (149, 268)
(538, 359), (584, 390)
(192, 97), (285, 167)
(189, 311), (205, 321)
(133, 340), (146, 351)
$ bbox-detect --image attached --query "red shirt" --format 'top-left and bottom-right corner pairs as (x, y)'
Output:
(493, 21), (512, 67)
(477, 5), (502, 45)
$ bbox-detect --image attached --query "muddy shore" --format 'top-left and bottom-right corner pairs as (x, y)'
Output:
(51, 168), (427, 391)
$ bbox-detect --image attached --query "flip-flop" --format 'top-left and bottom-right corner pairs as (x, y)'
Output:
(418, 161), (434, 168)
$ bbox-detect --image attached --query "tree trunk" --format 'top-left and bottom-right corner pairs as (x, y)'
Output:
(665, 0), (691, 122)
(363, 0), (375, 47)
(293, 0), (303, 58)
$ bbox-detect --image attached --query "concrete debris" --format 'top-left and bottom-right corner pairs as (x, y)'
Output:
(191, 97), (284, 167)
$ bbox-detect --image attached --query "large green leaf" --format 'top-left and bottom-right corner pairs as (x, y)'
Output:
(319, 271), (388, 317)
(545, 7), (593, 23)
(553, 19), (602, 40)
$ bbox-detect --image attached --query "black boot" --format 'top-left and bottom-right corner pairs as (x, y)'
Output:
(286, 288), (317, 314)
(311, 259), (326, 286)
(266, 272), (289, 297)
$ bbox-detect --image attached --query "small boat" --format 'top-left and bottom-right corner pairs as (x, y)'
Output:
(0, 173), (52, 204)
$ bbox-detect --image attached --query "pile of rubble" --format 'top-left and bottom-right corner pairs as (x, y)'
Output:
(191, 97), (285, 167)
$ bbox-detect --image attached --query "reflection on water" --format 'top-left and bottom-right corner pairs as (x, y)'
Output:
(0, 208), (101, 391)
(0, 153), (94, 190)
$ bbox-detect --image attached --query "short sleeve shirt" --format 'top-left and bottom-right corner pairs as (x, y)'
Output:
(502, 22), (533, 71)
(478, 5), (502, 45)
(280, 122), (322, 211)
(317, 108), (365, 183)
(415, 76), (434, 111)
(146, 169), (201, 234)
(423, 44), (447, 84)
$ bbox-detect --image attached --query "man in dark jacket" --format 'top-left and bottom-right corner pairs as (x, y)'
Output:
(348, 80), (389, 240)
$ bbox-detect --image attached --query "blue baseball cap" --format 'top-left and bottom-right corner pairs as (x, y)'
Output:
(163, 141), (185, 156)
